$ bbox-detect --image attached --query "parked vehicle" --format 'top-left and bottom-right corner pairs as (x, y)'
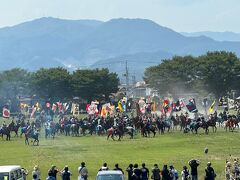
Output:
(96, 170), (124, 180)
(0, 165), (23, 180)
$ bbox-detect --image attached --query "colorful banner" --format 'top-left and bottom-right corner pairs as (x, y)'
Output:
(2, 107), (10, 118)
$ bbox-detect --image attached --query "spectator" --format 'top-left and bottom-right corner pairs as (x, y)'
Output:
(33, 174), (38, 180)
(61, 166), (72, 180)
(78, 162), (88, 180)
(113, 163), (124, 174)
(204, 162), (216, 180)
(99, 163), (109, 171)
(151, 164), (161, 180)
(233, 160), (240, 179)
(141, 163), (149, 180)
(161, 165), (171, 180)
(21, 168), (28, 180)
(48, 165), (59, 180)
(32, 165), (41, 180)
(46, 172), (56, 180)
(132, 164), (141, 180)
(169, 165), (178, 180)
(225, 161), (232, 180)
(181, 166), (190, 180)
(188, 159), (200, 180)
(126, 164), (134, 180)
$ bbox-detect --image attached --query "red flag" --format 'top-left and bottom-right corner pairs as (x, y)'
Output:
(52, 103), (57, 112)
(46, 102), (51, 108)
(3, 108), (10, 118)
(57, 102), (62, 112)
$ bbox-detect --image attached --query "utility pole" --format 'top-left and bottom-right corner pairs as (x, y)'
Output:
(125, 60), (129, 96)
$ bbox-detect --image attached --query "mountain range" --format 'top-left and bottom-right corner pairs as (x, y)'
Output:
(181, 31), (240, 42)
(0, 17), (240, 80)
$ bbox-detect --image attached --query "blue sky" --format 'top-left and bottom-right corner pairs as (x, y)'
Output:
(0, 0), (239, 32)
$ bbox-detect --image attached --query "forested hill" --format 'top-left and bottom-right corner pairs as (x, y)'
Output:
(0, 17), (240, 79)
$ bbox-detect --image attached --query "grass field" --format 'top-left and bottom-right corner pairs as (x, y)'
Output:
(0, 127), (239, 180)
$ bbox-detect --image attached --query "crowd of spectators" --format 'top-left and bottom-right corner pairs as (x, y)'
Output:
(21, 159), (221, 180)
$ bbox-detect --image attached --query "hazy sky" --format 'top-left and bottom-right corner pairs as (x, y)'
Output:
(0, 0), (239, 32)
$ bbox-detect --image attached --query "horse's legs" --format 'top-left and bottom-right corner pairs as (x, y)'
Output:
(153, 130), (156, 137)
(111, 134), (115, 141)
(107, 133), (110, 140)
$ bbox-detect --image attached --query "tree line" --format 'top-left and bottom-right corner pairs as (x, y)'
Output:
(144, 51), (240, 98)
(0, 68), (119, 111)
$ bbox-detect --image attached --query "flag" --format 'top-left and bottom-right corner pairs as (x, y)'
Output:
(118, 101), (123, 112)
(46, 102), (51, 108)
(52, 103), (57, 112)
(186, 99), (198, 113)
(57, 102), (62, 112)
(138, 99), (146, 114)
(172, 100), (181, 112)
(228, 98), (235, 109)
(35, 102), (40, 111)
(2, 107), (10, 118)
(87, 102), (98, 115)
(100, 103), (114, 117)
(30, 106), (36, 118)
(209, 100), (216, 113)
(179, 98), (185, 107)
(162, 99), (170, 114)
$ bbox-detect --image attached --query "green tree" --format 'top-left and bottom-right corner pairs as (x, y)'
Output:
(31, 67), (72, 101)
(72, 68), (119, 101)
(198, 51), (240, 97)
(0, 68), (32, 111)
(144, 51), (240, 98)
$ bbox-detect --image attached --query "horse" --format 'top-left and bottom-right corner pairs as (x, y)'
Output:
(156, 119), (165, 134)
(207, 117), (217, 133)
(107, 127), (122, 141)
(0, 126), (11, 141)
(8, 123), (21, 137)
(70, 123), (79, 136)
(125, 126), (135, 139)
(96, 124), (104, 136)
(171, 115), (179, 130)
(141, 121), (156, 137)
(45, 123), (56, 139)
(64, 123), (71, 136)
(190, 118), (209, 134)
(224, 117), (237, 132)
(163, 119), (171, 132)
(180, 115), (188, 131)
(25, 128), (39, 146)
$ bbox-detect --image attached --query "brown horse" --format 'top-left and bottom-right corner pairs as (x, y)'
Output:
(224, 117), (236, 132)
(207, 117), (217, 133)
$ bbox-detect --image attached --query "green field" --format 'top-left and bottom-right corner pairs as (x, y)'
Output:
(0, 127), (239, 180)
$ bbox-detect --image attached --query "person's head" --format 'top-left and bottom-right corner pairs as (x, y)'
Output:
(115, 163), (119, 168)
(51, 165), (56, 170)
(169, 165), (173, 169)
(129, 164), (133, 168)
(207, 162), (211, 167)
(64, 166), (68, 171)
(163, 165), (168, 169)
(134, 164), (138, 168)
(33, 165), (38, 171)
(103, 163), (107, 167)
(33, 174), (37, 179)
(81, 162), (85, 167)
(226, 162), (231, 167)
(183, 166), (187, 170)
(154, 164), (158, 168)
(142, 163), (145, 167)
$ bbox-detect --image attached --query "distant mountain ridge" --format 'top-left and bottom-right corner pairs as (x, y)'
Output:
(0, 17), (240, 80)
(181, 31), (240, 42)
